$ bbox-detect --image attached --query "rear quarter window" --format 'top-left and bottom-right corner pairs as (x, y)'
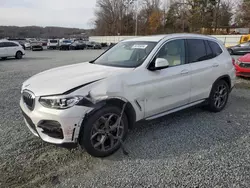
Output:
(208, 41), (223, 56)
(3, 42), (18, 47)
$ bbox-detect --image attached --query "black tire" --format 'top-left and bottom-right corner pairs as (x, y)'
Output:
(79, 106), (128, 157)
(1, 57), (7, 60)
(207, 80), (229, 112)
(15, 51), (23, 59)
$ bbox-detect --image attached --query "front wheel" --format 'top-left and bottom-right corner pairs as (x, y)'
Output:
(79, 106), (128, 157)
(207, 80), (229, 112)
(15, 51), (23, 59)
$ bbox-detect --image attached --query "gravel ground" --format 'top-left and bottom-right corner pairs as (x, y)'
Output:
(0, 51), (250, 188)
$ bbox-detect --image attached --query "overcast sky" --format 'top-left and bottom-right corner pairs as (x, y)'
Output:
(0, 0), (97, 29)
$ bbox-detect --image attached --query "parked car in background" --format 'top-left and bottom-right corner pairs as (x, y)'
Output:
(227, 41), (250, 55)
(41, 40), (48, 47)
(101, 43), (108, 48)
(69, 41), (86, 50)
(20, 34), (235, 157)
(86, 41), (102, 49)
(0, 40), (25, 60)
(234, 54), (250, 77)
(31, 41), (43, 51)
(47, 39), (59, 50)
(59, 39), (72, 50)
(24, 42), (31, 49)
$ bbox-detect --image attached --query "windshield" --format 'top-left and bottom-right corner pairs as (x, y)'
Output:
(94, 41), (156, 68)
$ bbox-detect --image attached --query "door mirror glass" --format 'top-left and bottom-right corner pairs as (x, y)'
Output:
(154, 58), (169, 70)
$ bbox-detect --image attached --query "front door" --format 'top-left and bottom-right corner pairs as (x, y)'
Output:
(143, 39), (191, 118)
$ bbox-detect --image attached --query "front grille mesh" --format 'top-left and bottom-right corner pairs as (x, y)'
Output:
(240, 63), (250, 68)
(22, 91), (35, 111)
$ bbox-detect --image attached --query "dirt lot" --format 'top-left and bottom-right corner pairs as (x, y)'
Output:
(0, 51), (250, 188)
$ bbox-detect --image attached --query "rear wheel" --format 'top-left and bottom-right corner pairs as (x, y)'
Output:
(207, 80), (229, 112)
(15, 51), (23, 59)
(79, 106), (128, 157)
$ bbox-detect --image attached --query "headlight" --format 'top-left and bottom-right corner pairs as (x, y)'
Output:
(39, 96), (83, 109)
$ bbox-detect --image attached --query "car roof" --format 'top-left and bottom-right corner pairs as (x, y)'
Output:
(123, 33), (217, 42)
(0, 39), (8, 42)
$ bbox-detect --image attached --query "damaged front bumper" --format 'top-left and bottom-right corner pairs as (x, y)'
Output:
(20, 96), (92, 145)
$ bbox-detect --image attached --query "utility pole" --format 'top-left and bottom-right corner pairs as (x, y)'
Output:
(128, 0), (139, 36)
(134, 0), (139, 36)
(182, 0), (185, 32)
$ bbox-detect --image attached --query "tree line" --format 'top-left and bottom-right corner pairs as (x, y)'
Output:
(0, 26), (90, 39)
(93, 0), (246, 36)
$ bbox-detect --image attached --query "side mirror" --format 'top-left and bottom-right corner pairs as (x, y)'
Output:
(149, 58), (169, 71)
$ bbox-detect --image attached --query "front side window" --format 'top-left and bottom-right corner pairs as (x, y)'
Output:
(155, 39), (185, 67)
(0, 42), (4, 48)
(187, 39), (208, 63)
(94, 41), (156, 68)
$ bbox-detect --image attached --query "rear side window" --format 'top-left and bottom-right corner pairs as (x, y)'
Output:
(50, 40), (58, 43)
(187, 39), (207, 63)
(4, 42), (18, 47)
(0, 42), (4, 48)
(208, 41), (222, 56)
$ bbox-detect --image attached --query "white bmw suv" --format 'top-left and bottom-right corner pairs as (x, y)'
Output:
(0, 40), (25, 60)
(20, 34), (235, 157)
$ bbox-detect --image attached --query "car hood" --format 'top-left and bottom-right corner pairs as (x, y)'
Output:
(239, 53), (250, 62)
(22, 63), (132, 96)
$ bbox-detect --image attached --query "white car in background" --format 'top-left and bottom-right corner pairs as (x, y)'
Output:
(47, 39), (59, 50)
(24, 42), (31, 49)
(0, 40), (25, 60)
(20, 34), (235, 157)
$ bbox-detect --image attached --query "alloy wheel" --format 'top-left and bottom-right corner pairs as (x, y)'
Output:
(90, 113), (124, 152)
(213, 84), (228, 109)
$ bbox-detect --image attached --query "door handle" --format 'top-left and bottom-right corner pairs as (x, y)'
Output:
(181, 70), (189, 75)
(213, 63), (219, 67)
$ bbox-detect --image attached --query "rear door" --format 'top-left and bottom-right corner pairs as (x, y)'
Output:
(4, 42), (19, 56)
(188, 39), (221, 102)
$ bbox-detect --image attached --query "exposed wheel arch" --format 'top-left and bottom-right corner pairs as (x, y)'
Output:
(78, 98), (136, 145)
(104, 98), (136, 129)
